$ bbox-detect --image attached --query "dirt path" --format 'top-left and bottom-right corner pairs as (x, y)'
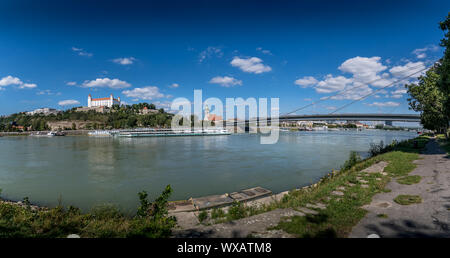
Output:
(350, 139), (450, 238)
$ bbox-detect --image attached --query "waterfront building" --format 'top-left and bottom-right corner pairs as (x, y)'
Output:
(26, 108), (60, 116)
(140, 106), (159, 115)
(88, 94), (120, 108)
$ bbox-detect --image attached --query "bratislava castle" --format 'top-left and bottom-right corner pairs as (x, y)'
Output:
(88, 94), (121, 108)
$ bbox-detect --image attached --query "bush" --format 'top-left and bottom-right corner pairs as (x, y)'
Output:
(211, 208), (225, 219)
(91, 204), (122, 220)
(227, 201), (247, 220)
(198, 211), (208, 222)
(369, 140), (385, 157)
(137, 185), (173, 220)
(0, 185), (177, 238)
(341, 151), (361, 171)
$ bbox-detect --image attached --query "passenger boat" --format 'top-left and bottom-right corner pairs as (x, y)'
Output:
(88, 130), (113, 137)
(30, 132), (51, 137)
(47, 131), (66, 136)
(112, 128), (231, 137)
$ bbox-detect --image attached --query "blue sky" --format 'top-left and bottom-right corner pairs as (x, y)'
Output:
(0, 0), (449, 116)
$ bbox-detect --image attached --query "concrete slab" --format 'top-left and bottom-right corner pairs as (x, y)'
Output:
(171, 187), (273, 212)
(362, 161), (389, 174)
(168, 200), (196, 213)
(306, 203), (327, 210)
(230, 187), (272, 202)
(192, 194), (234, 210)
(298, 207), (319, 215)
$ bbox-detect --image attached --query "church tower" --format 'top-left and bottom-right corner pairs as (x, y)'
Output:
(204, 104), (210, 121)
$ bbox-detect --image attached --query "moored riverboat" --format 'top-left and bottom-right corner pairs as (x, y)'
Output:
(112, 128), (231, 137)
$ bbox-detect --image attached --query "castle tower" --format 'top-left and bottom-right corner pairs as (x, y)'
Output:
(88, 94), (92, 107)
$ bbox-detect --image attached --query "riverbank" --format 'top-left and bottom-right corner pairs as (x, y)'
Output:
(0, 134), (431, 238)
(0, 186), (176, 238)
(0, 130), (91, 136)
(173, 135), (433, 238)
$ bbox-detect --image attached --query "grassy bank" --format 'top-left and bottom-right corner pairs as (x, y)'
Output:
(196, 136), (430, 238)
(271, 135), (429, 237)
(436, 134), (450, 154)
(0, 186), (176, 238)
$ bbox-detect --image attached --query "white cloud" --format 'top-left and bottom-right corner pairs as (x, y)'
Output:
(72, 47), (92, 57)
(315, 75), (353, 93)
(230, 57), (271, 74)
(199, 46), (223, 63)
(294, 55), (428, 103)
(122, 86), (164, 100)
(0, 75), (37, 90)
(169, 83), (179, 88)
(19, 83), (37, 89)
(392, 88), (407, 95)
(367, 101), (400, 107)
(338, 56), (387, 86)
(66, 81), (77, 86)
(256, 47), (272, 55)
(37, 90), (52, 95)
(153, 101), (172, 109)
(412, 45), (439, 59)
(331, 84), (373, 100)
(294, 76), (318, 87)
(389, 88), (407, 99)
(209, 76), (242, 87)
(0, 75), (22, 86)
(58, 99), (80, 106)
(81, 78), (131, 89)
(389, 61), (426, 78)
(112, 57), (136, 65)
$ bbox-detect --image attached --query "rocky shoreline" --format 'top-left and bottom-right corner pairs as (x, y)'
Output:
(0, 198), (47, 212)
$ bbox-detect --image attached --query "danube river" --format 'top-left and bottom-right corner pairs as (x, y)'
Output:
(0, 130), (417, 212)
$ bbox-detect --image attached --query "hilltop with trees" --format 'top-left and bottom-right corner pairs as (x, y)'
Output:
(0, 103), (173, 132)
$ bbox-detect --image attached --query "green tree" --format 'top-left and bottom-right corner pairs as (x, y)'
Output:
(438, 13), (450, 129)
(406, 66), (448, 133)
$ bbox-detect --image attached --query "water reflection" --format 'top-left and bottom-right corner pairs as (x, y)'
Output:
(0, 130), (416, 211)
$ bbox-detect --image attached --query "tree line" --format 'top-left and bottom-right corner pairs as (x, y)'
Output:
(0, 103), (174, 131)
(406, 13), (450, 137)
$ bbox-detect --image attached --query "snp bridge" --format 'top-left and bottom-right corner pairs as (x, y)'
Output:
(278, 113), (421, 123)
(224, 113), (421, 127)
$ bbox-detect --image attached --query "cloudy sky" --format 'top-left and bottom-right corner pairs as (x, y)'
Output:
(0, 0), (448, 115)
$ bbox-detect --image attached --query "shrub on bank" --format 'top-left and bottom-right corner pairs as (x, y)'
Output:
(0, 185), (176, 238)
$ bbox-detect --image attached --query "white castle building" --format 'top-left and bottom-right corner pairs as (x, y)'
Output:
(88, 94), (120, 108)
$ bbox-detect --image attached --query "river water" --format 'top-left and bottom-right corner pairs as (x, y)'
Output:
(0, 130), (417, 212)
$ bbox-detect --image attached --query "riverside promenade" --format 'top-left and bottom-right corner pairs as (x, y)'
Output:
(350, 139), (450, 237)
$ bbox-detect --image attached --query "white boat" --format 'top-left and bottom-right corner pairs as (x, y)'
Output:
(29, 132), (48, 137)
(112, 128), (231, 137)
(88, 130), (112, 137)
